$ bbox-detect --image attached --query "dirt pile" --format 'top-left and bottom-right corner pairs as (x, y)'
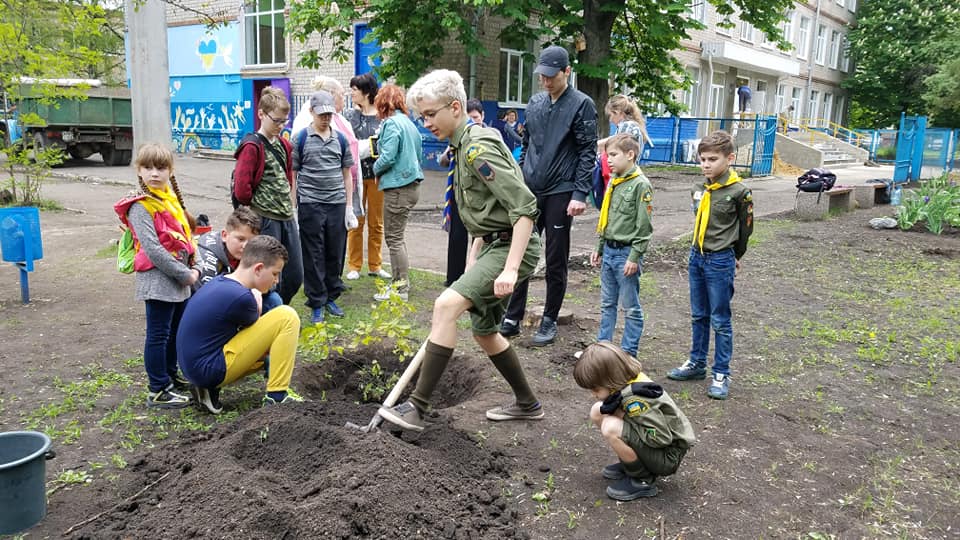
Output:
(61, 350), (525, 540)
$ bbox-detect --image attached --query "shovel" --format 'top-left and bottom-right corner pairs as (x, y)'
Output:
(345, 340), (427, 433)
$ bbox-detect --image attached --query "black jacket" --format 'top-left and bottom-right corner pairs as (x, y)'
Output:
(191, 231), (233, 292)
(519, 86), (598, 200)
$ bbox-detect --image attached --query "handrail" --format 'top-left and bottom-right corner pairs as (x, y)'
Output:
(792, 117), (870, 148)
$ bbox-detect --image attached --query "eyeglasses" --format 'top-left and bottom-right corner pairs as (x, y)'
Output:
(266, 114), (287, 125)
(417, 101), (455, 123)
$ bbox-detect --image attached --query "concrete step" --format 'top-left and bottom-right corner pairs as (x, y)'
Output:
(195, 148), (234, 161)
(822, 158), (862, 169)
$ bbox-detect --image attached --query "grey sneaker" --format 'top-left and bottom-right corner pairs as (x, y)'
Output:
(667, 361), (708, 381)
(378, 401), (425, 431)
(530, 317), (557, 347)
(147, 384), (191, 409)
(485, 401), (544, 421)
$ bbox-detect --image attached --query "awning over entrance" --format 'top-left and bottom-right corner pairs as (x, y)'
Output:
(701, 41), (800, 77)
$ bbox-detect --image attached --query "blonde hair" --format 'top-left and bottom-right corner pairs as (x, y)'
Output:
(406, 69), (467, 116)
(258, 86), (290, 115)
(606, 94), (651, 146)
(573, 342), (643, 391)
(312, 75), (345, 97)
(698, 130), (735, 156)
(608, 133), (640, 158)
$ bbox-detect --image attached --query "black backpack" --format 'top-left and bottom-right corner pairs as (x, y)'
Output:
(796, 168), (837, 193)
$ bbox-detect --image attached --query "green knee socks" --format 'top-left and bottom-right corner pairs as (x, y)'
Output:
(490, 345), (538, 408)
(409, 341), (454, 413)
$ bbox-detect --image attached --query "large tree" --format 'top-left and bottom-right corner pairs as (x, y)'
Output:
(843, 0), (960, 128)
(288, 0), (793, 126)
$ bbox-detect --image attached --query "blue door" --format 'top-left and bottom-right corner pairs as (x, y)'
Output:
(750, 115), (777, 176)
(354, 24), (382, 76)
(893, 113), (926, 183)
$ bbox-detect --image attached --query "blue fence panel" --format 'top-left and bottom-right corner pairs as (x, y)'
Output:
(750, 115), (778, 176)
(893, 113), (925, 182)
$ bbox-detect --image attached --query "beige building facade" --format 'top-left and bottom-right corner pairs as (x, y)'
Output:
(675, 0), (858, 126)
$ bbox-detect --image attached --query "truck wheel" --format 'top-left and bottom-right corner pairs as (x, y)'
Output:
(33, 132), (66, 166)
(101, 145), (127, 166)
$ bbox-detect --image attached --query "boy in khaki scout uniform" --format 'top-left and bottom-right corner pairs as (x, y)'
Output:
(667, 130), (754, 400)
(590, 134), (654, 357)
(378, 70), (545, 431)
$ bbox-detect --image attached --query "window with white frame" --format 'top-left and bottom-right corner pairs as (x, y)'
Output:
(710, 72), (726, 117)
(791, 88), (802, 119)
(244, 0), (286, 66)
(754, 80), (768, 112)
(740, 20), (755, 43)
(808, 89), (820, 119)
(848, 0), (857, 12)
(716, 15), (733, 36)
(841, 35), (851, 72)
(797, 17), (811, 60)
(681, 66), (701, 115)
(835, 95), (846, 124)
(775, 84), (786, 113)
(781, 11), (794, 49)
(686, 0), (705, 23)
(815, 25), (827, 65)
(498, 48), (535, 105)
(822, 93), (833, 126)
(829, 30), (841, 69)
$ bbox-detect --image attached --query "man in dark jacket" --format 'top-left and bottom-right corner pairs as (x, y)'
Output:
(501, 45), (598, 346)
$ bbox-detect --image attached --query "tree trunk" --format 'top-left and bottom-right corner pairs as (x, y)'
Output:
(579, 0), (624, 137)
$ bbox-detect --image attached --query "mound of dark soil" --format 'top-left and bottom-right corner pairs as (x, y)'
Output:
(61, 348), (524, 540)
(67, 402), (524, 540)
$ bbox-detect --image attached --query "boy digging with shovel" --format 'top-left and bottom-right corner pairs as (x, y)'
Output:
(378, 69), (544, 431)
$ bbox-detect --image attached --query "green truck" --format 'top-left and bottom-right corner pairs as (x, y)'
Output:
(16, 84), (134, 166)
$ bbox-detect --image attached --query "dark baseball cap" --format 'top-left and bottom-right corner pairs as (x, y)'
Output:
(533, 45), (570, 77)
(310, 91), (336, 115)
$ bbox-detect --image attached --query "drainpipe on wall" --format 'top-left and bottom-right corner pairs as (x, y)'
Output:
(705, 43), (715, 138)
(803, 0), (822, 119)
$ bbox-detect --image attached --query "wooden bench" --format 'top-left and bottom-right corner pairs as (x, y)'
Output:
(795, 187), (854, 220)
(854, 183), (888, 209)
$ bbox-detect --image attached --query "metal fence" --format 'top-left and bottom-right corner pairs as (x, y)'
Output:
(639, 115), (777, 176)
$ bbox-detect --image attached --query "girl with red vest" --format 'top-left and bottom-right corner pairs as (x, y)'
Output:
(114, 143), (199, 409)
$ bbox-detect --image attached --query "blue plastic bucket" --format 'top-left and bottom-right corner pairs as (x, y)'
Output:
(0, 207), (43, 265)
(0, 431), (53, 534)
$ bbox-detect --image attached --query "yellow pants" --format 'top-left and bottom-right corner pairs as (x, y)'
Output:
(347, 177), (385, 273)
(221, 305), (300, 393)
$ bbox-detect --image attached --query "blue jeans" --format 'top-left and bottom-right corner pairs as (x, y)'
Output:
(262, 291), (283, 313)
(144, 299), (186, 392)
(688, 246), (736, 376)
(597, 245), (644, 356)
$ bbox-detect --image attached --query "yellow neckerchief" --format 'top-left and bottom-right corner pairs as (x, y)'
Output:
(693, 168), (741, 252)
(596, 168), (640, 234)
(139, 184), (192, 245)
(611, 372), (653, 394)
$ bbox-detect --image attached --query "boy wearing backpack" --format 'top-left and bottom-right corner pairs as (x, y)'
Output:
(292, 90), (356, 324)
(667, 130), (753, 400)
(232, 86), (303, 306)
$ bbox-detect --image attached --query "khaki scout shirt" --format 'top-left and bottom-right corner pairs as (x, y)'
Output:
(690, 169), (754, 258)
(596, 167), (654, 264)
(451, 121), (539, 237)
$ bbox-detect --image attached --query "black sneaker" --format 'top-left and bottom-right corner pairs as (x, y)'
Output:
(378, 401), (425, 431)
(485, 401), (544, 421)
(147, 384), (191, 409)
(191, 387), (223, 414)
(500, 318), (521, 338)
(606, 477), (658, 501)
(530, 316), (557, 347)
(170, 373), (192, 392)
(602, 462), (625, 480)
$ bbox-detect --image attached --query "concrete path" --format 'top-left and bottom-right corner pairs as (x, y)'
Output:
(38, 154), (896, 275)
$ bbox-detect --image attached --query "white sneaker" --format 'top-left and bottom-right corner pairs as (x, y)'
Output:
(369, 268), (391, 279)
(346, 270), (361, 280)
(374, 281), (409, 302)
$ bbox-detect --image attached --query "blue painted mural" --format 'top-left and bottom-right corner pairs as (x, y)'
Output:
(168, 23), (248, 152)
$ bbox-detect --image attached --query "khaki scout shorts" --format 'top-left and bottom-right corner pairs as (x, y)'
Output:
(621, 419), (687, 478)
(450, 232), (541, 336)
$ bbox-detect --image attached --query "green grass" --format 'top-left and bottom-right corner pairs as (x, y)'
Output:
(94, 242), (116, 259)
